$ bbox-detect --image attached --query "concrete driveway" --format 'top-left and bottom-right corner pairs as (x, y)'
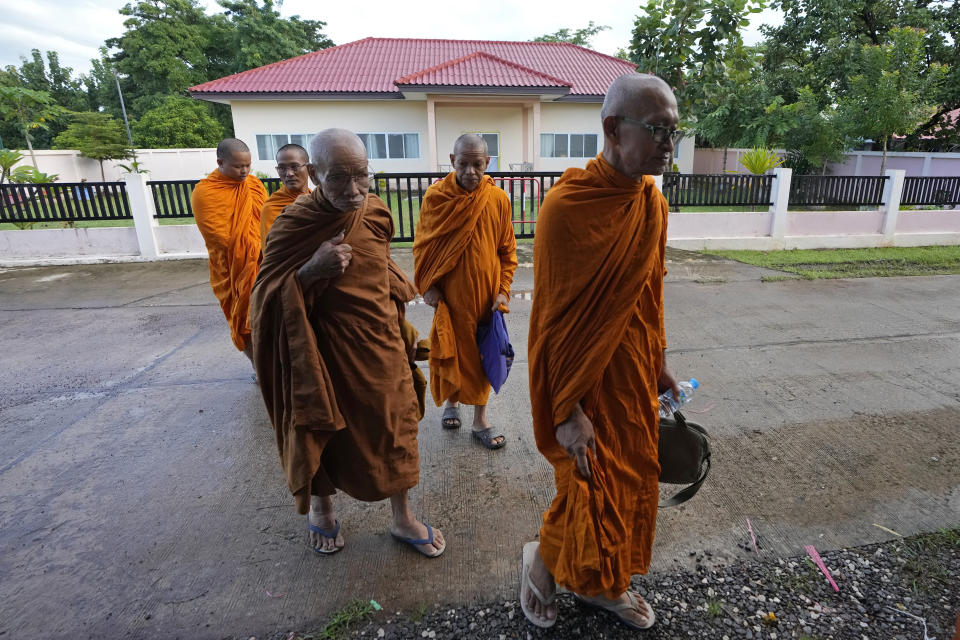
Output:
(1, 247), (957, 639)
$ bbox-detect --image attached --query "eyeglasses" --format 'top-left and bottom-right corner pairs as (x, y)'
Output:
(275, 163), (308, 175)
(323, 171), (375, 189)
(618, 116), (686, 145)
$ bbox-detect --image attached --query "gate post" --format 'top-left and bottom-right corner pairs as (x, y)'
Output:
(769, 167), (792, 246)
(124, 172), (160, 259)
(880, 169), (905, 243)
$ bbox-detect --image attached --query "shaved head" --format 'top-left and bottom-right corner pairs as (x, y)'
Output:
(453, 133), (487, 156)
(599, 73), (679, 179)
(276, 143), (308, 163)
(308, 128), (370, 212)
(600, 73), (674, 121)
(216, 138), (250, 160)
(309, 128), (367, 173)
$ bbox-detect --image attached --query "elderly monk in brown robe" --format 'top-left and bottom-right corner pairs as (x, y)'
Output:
(249, 128), (444, 557)
(413, 134), (517, 449)
(192, 138), (267, 361)
(519, 74), (684, 630)
(260, 143), (311, 244)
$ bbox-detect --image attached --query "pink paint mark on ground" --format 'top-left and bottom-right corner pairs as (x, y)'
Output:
(805, 545), (839, 592)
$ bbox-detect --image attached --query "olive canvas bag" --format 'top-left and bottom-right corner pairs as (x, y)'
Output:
(658, 410), (711, 507)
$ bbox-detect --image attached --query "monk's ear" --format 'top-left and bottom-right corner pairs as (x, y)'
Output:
(307, 163), (319, 184)
(449, 153), (456, 166)
(602, 115), (620, 142)
(483, 156), (491, 170)
(216, 156), (224, 169)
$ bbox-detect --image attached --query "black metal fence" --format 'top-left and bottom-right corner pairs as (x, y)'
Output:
(660, 173), (773, 207)
(148, 178), (283, 218)
(0, 182), (131, 223)
(901, 176), (960, 207)
(790, 175), (888, 207)
(372, 171), (563, 241)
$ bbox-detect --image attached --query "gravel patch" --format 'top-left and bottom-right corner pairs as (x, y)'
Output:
(268, 529), (959, 640)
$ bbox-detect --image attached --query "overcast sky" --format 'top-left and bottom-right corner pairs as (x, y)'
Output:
(0, 0), (781, 76)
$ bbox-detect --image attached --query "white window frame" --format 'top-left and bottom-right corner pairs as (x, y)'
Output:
(255, 134), (314, 161)
(540, 133), (599, 159)
(357, 132), (421, 160)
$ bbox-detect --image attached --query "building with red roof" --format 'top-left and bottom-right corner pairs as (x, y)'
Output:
(190, 37), (640, 173)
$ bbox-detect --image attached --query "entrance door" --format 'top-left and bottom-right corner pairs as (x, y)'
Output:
(474, 132), (500, 171)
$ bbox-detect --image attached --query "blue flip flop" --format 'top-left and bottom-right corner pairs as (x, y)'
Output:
(390, 524), (445, 558)
(307, 517), (342, 555)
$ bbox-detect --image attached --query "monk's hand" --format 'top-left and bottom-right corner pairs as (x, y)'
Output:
(657, 357), (682, 398)
(556, 403), (597, 479)
(423, 287), (442, 308)
(491, 292), (509, 312)
(298, 231), (352, 285)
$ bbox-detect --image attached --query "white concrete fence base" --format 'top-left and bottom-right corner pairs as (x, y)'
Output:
(2, 169), (958, 266)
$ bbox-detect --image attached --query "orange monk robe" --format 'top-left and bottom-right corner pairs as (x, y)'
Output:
(528, 154), (668, 599)
(192, 170), (267, 351)
(413, 173), (517, 406)
(260, 185), (310, 245)
(249, 190), (421, 514)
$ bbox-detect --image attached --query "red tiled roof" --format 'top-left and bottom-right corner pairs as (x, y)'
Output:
(189, 37), (635, 97)
(395, 51), (572, 88)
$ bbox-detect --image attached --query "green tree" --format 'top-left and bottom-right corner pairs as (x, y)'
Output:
(53, 112), (132, 181)
(762, 0), (959, 147)
(0, 148), (24, 185)
(132, 96), (226, 148)
(628, 0), (767, 124)
(779, 87), (848, 174)
(532, 21), (611, 47)
(0, 87), (66, 167)
(837, 27), (947, 173)
(211, 0), (334, 74)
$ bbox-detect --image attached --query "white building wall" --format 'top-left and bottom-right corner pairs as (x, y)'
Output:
(11, 148), (218, 182)
(229, 100), (430, 174)
(539, 103), (603, 172)
(434, 105), (524, 171)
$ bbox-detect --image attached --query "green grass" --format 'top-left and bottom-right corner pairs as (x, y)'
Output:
(295, 599), (377, 640)
(706, 246), (960, 279)
(0, 217), (194, 230)
(895, 528), (960, 595)
(705, 599), (724, 618)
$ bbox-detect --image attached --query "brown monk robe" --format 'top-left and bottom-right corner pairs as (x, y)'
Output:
(260, 143), (312, 244)
(413, 134), (517, 448)
(520, 74), (684, 630)
(250, 128), (443, 558)
(192, 138), (267, 357)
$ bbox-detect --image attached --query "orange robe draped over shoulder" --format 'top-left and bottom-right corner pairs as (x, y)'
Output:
(249, 191), (421, 514)
(260, 185), (309, 245)
(529, 154), (668, 599)
(413, 173), (517, 406)
(192, 170), (267, 351)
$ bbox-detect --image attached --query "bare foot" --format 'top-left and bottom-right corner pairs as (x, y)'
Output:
(308, 496), (344, 554)
(521, 542), (558, 626)
(473, 405), (504, 447)
(389, 518), (445, 557)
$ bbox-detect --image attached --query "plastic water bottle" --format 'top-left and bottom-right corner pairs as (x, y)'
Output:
(658, 378), (699, 418)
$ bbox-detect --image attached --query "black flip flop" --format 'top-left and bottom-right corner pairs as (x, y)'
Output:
(441, 405), (461, 429)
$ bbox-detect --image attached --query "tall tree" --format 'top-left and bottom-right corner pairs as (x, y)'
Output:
(628, 0), (768, 124)
(132, 96), (226, 148)
(532, 21), (611, 47)
(762, 0), (959, 147)
(0, 87), (66, 167)
(837, 27), (946, 172)
(211, 0), (334, 75)
(53, 112), (133, 181)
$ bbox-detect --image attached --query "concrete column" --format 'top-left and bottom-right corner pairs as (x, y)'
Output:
(426, 98), (438, 172)
(124, 172), (160, 259)
(532, 102), (541, 170)
(768, 167), (792, 240)
(880, 169), (905, 241)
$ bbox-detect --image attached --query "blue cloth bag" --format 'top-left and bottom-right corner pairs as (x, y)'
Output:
(476, 309), (514, 393)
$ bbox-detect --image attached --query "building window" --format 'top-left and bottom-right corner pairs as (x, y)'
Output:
(540, 133), (598, 158)
(256, 134), (314, 161)
(358, 133), (420, 159)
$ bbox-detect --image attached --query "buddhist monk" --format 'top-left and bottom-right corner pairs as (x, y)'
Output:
(260, 143), (311, 244)
(249, 128), (444, 558)
(519, 73), (684, 630)
(413, 134), (517, 449)
(192, 138), (267, 360)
